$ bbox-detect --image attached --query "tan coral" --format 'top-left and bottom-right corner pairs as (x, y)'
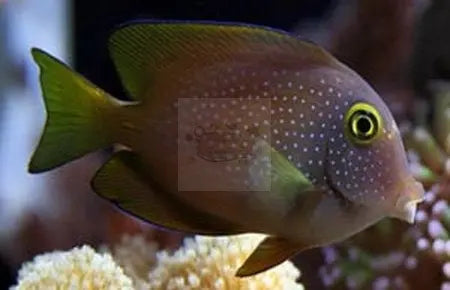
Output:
(109, 234), (158, 290)
(11, 245), (133, 290)
(145, 234), (304, 290)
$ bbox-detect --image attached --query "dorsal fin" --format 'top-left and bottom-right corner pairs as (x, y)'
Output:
(108, 21), (343, 100)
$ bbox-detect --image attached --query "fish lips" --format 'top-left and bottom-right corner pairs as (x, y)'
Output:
(390, 180), (425, 224)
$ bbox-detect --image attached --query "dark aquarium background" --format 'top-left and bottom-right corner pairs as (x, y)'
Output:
(1, 0), (450, 289)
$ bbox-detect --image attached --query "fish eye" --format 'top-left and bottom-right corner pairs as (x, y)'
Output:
(345, 102), (382, 145)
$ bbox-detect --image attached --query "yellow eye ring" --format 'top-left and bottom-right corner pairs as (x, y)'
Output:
(344, 102), (382, 145)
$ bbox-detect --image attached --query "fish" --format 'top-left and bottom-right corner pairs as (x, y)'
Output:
(28, 21), (425, 277)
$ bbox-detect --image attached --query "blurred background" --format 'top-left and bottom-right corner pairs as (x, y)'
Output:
(2, 0), (450, 289)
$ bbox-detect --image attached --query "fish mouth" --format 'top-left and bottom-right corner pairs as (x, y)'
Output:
(391, 180), (425, 224)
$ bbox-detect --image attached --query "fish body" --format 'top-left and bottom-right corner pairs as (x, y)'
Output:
(29, 21), (424, 276)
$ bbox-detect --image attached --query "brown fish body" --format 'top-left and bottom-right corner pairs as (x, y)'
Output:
(29, 22), (425, 276)
(120, 60), (395, 244)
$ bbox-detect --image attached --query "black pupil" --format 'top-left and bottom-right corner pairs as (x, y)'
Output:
(357, 116), (372, 134)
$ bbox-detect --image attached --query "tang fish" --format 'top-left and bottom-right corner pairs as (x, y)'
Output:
(28, 21), (424, 276)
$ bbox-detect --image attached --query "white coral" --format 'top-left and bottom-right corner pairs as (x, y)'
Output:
(11, 245), (133, 290)
(146, 234), (304, 290)
(11, 234), (305, 290)
(109, 234), (158, 290)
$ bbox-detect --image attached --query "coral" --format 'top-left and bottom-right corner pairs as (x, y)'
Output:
(108, 234), (158, 290)
(11, 245), (133, 290)
(146, 234), (304, 290)
(318, 82), (450, 290)
(12, 234), (305, 290)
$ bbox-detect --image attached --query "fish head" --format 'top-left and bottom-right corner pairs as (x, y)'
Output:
(324, 72), (424, 223)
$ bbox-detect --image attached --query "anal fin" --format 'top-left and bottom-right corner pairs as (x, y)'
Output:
(91, 150), (244, 235)
(236, 236), (304, 277)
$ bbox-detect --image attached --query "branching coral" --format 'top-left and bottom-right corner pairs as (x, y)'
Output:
(108, 234), (159, 290)
(11, 245), (134, 290)
(145, 234), (303, 290)
(12, 234), (305, 290)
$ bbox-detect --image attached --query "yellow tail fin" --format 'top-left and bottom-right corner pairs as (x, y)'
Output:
(29, 48), (118, 173)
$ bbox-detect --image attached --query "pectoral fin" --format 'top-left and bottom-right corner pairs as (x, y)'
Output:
(236, 236), (305, 277)
(269, 144), (315, 197)
(92, 150), (244, 235)
(251, 139), (314, 199)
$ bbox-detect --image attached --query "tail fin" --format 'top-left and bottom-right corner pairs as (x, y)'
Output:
(29, 48), (119, 173)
